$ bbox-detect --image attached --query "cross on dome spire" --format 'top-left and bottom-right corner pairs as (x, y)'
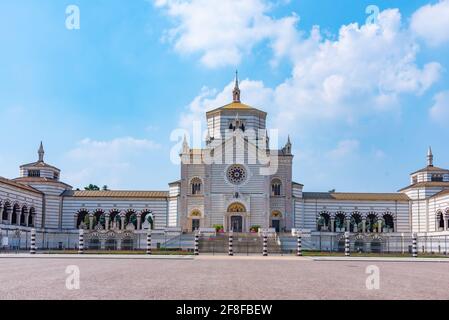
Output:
(38, 141), (45, 162)
(233, 70), (241, 103)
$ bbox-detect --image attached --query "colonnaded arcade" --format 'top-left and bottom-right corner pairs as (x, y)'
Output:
(1, 75), (449, 250)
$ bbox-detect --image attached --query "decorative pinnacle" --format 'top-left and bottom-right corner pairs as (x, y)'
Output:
(38, 141), (44, 162)
(427, 146), (433, 167)
(233, 70), (241, 103)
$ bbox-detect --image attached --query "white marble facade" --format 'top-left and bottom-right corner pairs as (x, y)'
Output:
(1, 81), (449, 236)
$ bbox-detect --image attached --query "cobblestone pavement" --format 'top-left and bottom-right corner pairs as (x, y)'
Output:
(0, 255), (448, 300)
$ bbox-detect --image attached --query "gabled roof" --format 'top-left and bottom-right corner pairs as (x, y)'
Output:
(0, 176), (43, 194)
(63, 190), (169, 198)
(303, 192), (409, 201)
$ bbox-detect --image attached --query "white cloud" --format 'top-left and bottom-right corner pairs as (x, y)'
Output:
(430, 90), (449, 124)
(64, 137), (161, 188)
(153, 0), (299, 68)
(178, 9), (441, 136)
(327, 139), (360, 159)
(411, 0), (449, 47)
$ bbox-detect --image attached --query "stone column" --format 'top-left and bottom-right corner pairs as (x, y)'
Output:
(0, 207), (3, 222)
(330, 218), (335, 232)
(394, 218), (398, 233)
(16, 212), (21, 226)
(444, 218), (448, 231)
(120, 216), (125, 230)
(137, 215), (142, 230)
(89, 215), (94, 230)
(25, 213), (30, 227)
(346, 218), (351, 232)
(105, 215), (110, 231)
(8, 210), (13, 225)
(377, 219), (382, 233)
(362, 218), (366, 234)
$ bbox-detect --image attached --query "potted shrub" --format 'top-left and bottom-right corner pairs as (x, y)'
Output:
(213, 224), (224, 233)
(250, 225), (261, 233)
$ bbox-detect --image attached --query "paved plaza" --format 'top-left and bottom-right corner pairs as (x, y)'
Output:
(0, 255), (448, 300)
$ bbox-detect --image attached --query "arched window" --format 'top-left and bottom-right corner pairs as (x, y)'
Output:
(109, 210), (120, 229)
(190, 178), (202, 195)
(317, 212), (330, 231)
(94, 210), (105, 229)
(125, 210), (137, 229)
(2, 201), (10, 222)
(28, 207), (36, 227)
(366, 213), (377, 233)
(76, 210), (89, 229)
(12, 204), (19, 225)
(141, 210), (153, 230)
(271, 179), (282, 196)
(20, 206), (27, 226)
(334, 212), (346, 232)
(383, 213), (394, 232)
(437, 211), (444, 230)
(350, 212), (362, 233)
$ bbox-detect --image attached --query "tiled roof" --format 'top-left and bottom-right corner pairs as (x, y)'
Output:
(64, 190), (169, 198)
(0, 176), (43, 194)
(411, 165), (449, 175)
(13, 177), (72, 188)
(399, 181), (449, 191)
(206, 101), (267, 115)
(20, 160), (60, 171)
(303, 192), (409, 201)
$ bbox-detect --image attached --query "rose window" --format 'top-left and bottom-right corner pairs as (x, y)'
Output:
(226, 165), (247, 185)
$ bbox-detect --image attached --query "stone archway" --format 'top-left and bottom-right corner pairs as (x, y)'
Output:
(270, 211), (282, 232)
(226, 203), (247, 232)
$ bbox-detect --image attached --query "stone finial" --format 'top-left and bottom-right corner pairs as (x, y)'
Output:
(38, 141), (44, 162)
(232, 70), (241, 103)
(427, 146), (433, 167)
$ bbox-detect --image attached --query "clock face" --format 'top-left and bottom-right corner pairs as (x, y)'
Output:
(226, 165), (247, 185)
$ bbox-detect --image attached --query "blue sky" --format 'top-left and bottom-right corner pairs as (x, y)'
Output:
(0, 0), (448, 192)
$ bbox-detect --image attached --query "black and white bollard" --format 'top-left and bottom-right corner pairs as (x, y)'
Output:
(194, 232), (199, 256)
(263, 234), (268, 256)
(296, 231), (302, 256)
(344, 232), (350, 257)
(30, 228), (36, 254)
(146, 231), (152, 255)
(412, 233), (418, 258)
(228, 232), (234, 256)
(78, 229), (84, 254)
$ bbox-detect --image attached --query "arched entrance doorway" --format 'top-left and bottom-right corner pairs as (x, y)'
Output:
(227, 203), (246, 232)
(271, 211), (282, 232)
